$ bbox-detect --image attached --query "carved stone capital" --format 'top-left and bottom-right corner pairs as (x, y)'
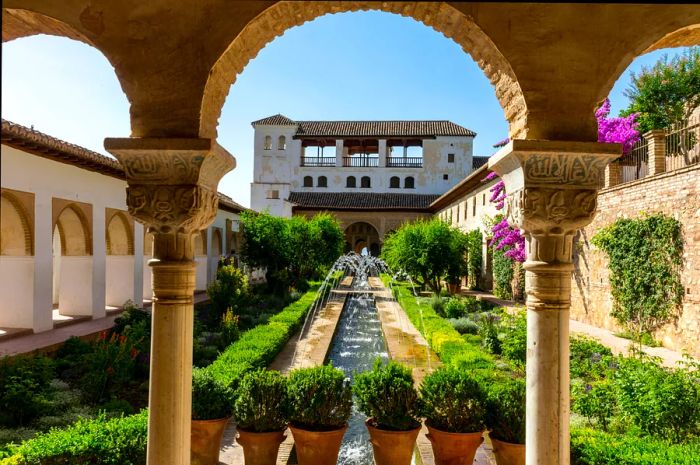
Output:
(105, 137), (235, 261)
(489, 140), (619, 266)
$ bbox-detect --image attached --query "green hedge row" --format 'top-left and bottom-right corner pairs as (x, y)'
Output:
(383, 277), (497, 372)
(1, 286), (321, 465)
(1, 411), (148, 465)
(571, 428), (700, 465)
(205, 286), (319, 388)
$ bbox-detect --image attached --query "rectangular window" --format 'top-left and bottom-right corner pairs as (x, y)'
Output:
(463, 201), (468, 220)
(443, 174), (449, 180)
(472, 197), (476, 216)
(482, 193), (486, 206)
(448, 153), (455, 163)
(266, 190), (279, 199)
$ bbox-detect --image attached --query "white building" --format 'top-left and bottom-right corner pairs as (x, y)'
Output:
(0, 120), (246, 336)
(250, 115), (477, 217)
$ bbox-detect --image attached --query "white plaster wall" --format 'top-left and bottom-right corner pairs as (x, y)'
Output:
(106, 256), (135, 307)
(58, 256), (93, 315)
(0, 257), (34, 328)
(195, 256), (208, 291)
(436, 179), (500, 234)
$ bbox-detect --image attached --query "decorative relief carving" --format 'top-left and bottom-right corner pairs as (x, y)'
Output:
(126, 185), (218, 234)
(507, 187), (598, 233)
(522, 154), (609, 187)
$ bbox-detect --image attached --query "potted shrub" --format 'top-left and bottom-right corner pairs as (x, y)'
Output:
(420, 367), (487, 465)
(354, 359), (422, 465)
(191, 368), (234, 465)
(485, 379), (526, 465)
(233, 369), (288, 465)
(286, 365), (353, 465)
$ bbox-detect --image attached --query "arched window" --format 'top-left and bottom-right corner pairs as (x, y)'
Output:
(303, 176), (313, 187)
(318, 176), (328, 188)
(404, 176), (415, 189)
(361, 176), (371, 188)
(389, 176), (400, 188)
(278, 135), (286, 150)
(346, 176), (356, 188)
(264, 135), (272, 150)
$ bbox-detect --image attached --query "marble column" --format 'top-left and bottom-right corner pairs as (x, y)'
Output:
(105, 137), (235, 465)
(489, 140), (619, 465)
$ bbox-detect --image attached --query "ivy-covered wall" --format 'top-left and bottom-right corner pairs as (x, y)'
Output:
(572, 164), (700, 356)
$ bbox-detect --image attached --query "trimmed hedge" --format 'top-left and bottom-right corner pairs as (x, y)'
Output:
(1, 411), (148, 465)
(382, 277), (496, 372)
(571, 428), (700, 465)
(206, 286), (319, 389)
(1, 286), (321, 465)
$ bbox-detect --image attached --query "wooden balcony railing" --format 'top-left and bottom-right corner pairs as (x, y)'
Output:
(301, 156), (336, 167)
(387, 157), (423, 168)
(343, 156), (379, 167)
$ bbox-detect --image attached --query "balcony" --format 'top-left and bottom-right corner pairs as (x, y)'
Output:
(387, 157), (423, 168)
(301, 156), (336, 167)
(343, 156), (379, 168)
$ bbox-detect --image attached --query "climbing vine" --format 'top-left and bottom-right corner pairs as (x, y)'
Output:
(465, 229), (483, 290)
(492, 246), (514, 300)
(591, 213), (684, 345)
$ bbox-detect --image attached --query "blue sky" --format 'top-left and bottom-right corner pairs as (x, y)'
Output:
(1, 11), (689, 207)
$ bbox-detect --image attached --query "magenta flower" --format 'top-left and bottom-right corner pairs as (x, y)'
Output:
(595, 98), (640, 155)
(484, 172), (526, 263)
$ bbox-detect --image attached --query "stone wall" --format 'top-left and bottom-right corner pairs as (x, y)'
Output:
(571, 164), (700, 356)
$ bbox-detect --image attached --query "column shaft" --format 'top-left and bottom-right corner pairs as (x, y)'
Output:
(133, 222), (145, 306)
(147, 258), (195, 465)
(93, 204), (106, 319)
(33, 191), (54, 332)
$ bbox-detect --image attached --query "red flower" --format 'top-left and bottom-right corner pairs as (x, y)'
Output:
(98, 331), (107, 341)
(119, 335), (127, 344)
(130, 347), (139, 359)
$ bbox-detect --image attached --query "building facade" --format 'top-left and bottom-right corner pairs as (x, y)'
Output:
(0, 120), (246, 336)
(250, 115), (476, 217)
(250, 114), (479, 252)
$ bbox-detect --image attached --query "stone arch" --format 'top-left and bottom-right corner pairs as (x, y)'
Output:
(194, 230), (207, 256)
(200, 1), (527, 140)
(596, 24), (700, 117)
(54, 204), (91, 256)
(344, 221), (380, 255)
(0, 191), (33, 256)
(212, 229), (223, 257)
(106, 211), (134, 255)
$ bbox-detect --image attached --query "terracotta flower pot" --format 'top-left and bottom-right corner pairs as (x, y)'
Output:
(491, 437), (525, 465)
(191, 417), (230, 465)
(236, 428), (287, 465)
(289, 424), (347, 465)
(426, 423), (483, 465)
(366, 419), (421, 465)
(448, 283), (462, 294)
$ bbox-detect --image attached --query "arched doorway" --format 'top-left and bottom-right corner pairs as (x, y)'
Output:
(53, 203), (92, 318)
(0, 190), (34, 329)
(194, 230), (208, 291)
(105, 211), (135, 307)
(344, 222), (380, 256)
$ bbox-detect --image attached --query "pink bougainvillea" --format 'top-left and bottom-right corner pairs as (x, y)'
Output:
(595, 98), (640, 155)
(482, 172), (526, 263)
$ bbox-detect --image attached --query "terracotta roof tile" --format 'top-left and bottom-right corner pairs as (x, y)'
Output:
(472, 156), (490, 170)
(288, 191), (439, 210)
(2, 119), (246, 213)
(251, 115), (476, 138)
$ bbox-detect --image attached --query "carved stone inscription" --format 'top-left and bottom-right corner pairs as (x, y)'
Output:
(523, 154), (609, 187)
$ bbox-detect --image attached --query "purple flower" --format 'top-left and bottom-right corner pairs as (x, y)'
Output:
(596, 98), (641, 155)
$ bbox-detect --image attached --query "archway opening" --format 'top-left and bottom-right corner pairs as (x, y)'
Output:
(106, 212), (135, 308)
(345, 222), (381, 256)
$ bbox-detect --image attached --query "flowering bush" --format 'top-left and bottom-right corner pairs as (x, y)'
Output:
(595, 98), (640, 154)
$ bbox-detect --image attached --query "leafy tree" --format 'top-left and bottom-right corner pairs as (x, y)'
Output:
(621, 47), (700, 134)
(240, 211), (290, 291)
(381, 218), (467, 293)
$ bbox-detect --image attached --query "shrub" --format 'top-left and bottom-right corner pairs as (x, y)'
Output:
(353, 359), (421, 431)
(485, 378), (525, 444)
(232, 369), (287, 433)
(220, 309), (240, 347)
(570, 336), (613, 380)
(615, 357), (700, 441)
(420, 367), (487, 433)
(0, 356), (55, 427)
(571, 427), (700, 465)
(444, 298), (467, 319)
(478, 314), (501, 355)
(500, 311), (527, 365)
(286, 365), (352, 431)
(206, 287), (318, 390)
(449, 318), (479, 335)
(207, 264), (250, 319)
(191, 368), (234, 420)
(492, 247), (514, 300)
(571, 379), (617, 431)
(430, 295), (446, 317)
(5, 410), (148, 465)
(111, 304), (150, 337)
